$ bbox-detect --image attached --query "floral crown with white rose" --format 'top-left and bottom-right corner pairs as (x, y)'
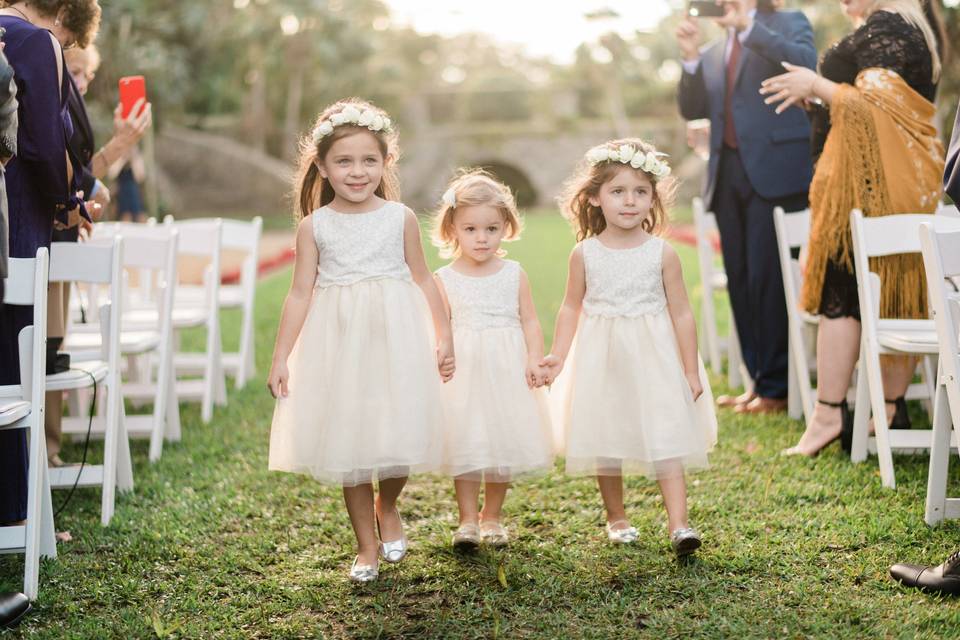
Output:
(585, 143), (671, 178)
(311, 104), (393, 145)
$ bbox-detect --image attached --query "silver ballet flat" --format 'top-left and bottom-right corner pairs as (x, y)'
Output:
(606, 520), (639, 544)
(452, 523), (481, 552)
(348, 557), (379, 583)
(480, 521), (509, 548)
(377, 509), (408, 564)
(670, 527), (702, 557)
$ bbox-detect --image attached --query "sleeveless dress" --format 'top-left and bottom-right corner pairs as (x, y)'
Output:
(436, 260), (554, 481)
(551, 236), (717, 478)
(268, 201), (444, 486)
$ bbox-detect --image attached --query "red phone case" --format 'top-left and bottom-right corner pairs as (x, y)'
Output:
(119, 76), (146, 119)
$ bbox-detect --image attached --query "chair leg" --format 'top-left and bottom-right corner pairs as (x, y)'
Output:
(865, 348), (897, 489)
(925, 379), (952, 526)
(100, 383), (119, 526)
(727, 308), (743, 389)
(165, 359), (182, 443)
(851, 351), (871, 463)
(788, 349), (802, 420)
(921, 355), (937, 418)
(702, 288), (721, 376)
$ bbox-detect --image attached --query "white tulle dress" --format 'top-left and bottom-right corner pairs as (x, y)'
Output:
(268, 201), (444, 486)
(436, 260), (554, 482)
(551, 236), (717, 479)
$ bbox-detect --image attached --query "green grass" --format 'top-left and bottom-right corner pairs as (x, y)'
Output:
(3, 216), (960, 639)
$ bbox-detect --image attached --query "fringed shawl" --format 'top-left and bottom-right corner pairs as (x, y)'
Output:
(801, 68), (944, 319)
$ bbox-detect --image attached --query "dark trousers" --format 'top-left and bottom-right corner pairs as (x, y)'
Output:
(712, 147), (806, 399)
(0, 280), (29, 523)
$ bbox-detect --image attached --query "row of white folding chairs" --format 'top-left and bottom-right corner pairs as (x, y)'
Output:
(692, 198), (750, 391)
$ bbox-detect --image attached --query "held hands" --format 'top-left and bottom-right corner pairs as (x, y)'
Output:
(685, 370), (704, 402)
(525, 359), (550, 389)
(267, 360), (290, 399)
(54, 191), (102, 231)
(760, 62), (819, 114)
(539, 354), (564, 387)
(437, 339), (455, 383)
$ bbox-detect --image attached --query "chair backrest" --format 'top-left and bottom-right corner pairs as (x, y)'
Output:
(773, 207), (811, 315)
(162, 217), (223, 317)
(850, 210), (960, 324)
(919, 223), (960, 421)
(49, 239), (124, 367)
(692, 196), (720, 280)
(937, 202), (958, 217)
(1, 248), (49, 400)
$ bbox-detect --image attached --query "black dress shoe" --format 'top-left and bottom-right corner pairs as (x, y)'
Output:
(890, 549), (960, 595)
(889, 396), (912, 430)
(0, 592), (31, 629)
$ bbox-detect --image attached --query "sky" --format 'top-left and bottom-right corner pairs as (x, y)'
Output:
(383, 1), (677, 63)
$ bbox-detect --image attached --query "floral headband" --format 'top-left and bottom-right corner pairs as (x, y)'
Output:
(586, 144), (671, 178)
(311, 105), (393, 145)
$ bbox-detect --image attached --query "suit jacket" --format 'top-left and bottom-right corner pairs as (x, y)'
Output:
(53, 75), (95, 243)
(677, 9), (817, 206)
(946, 104), (960, 208)
(0, 51), (18, 279)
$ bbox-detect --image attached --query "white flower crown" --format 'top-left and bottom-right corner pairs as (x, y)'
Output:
(586, 144), (671, 178)
(311, 105), (393, 145)
(441, 188), (457, 208)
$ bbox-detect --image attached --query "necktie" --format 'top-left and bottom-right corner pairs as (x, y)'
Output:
(723, 32), (742, 149)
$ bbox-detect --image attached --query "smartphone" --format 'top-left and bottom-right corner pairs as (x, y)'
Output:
(118, 75), (146, 119)
(688, 1), (726, 18)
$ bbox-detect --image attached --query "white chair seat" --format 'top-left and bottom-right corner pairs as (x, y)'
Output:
(0, 400), (31, 426)
(876, 330), (939, 353)
(64, 330), (160, 359)
(46, 360), (109, 392)
(124, 307), (207, 329)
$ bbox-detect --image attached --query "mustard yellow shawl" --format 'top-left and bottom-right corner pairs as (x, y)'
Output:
(801, 68), (945, 319)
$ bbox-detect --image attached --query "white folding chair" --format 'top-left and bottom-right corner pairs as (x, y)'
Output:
(128, 217), (225, 423)
(46, 239), (133, 525)
(0, 249), (57, 600)
(66, 224), (181, 462)
(920, 224), (960, 524)
(849, 211), (960, 488)
(693, 197), (749, 390)
(171, 216), (261, 389)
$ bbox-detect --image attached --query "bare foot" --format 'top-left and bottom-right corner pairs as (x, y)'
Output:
(782, 403), (843, 457)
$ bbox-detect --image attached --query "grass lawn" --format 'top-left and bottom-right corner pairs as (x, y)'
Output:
(4, 215), (960, 639)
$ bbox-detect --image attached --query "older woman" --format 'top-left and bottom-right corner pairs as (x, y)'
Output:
(0, 0), (100, 524)
(761, 0), (946, 456)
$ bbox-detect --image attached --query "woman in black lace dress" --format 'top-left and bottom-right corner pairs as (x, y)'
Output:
(760, 0), (946, 456)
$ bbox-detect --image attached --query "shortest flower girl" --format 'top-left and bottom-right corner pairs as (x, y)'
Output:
(432, 170), (554, 551)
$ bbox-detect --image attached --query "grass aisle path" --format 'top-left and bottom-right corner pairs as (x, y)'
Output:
(4, 217), (960, 638)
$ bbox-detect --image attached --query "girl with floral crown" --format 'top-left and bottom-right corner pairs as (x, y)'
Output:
(542, 139), (717, 557)
(431, 170), (554, 551)
(267, 98), (455, 583)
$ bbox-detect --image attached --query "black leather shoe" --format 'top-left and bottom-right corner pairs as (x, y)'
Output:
(890, 550), (960, 595)
(0, 592), (31, 629)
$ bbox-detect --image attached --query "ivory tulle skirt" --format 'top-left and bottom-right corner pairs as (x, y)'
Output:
(551, 311), (717, 479)
(268, 278), (444, 486)
(440, 326), (554, 482)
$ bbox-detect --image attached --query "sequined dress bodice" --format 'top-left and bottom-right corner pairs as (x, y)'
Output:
(581, 236), (666, 318)
(436, 260), (521, 331)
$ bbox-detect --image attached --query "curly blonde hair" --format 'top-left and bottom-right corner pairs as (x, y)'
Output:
(559, 138), (677, 242)
(431, 169), (523, 259)
(292, 97), (400, 220)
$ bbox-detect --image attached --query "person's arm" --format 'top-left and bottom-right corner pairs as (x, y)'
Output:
(403, 208), (455, 382)
(743, 11), (817, 70)
(675, 17), (711, 121)
(267, 217), (319, 398)
(662, 243), (703, 401)
(518, 267), (546, 388)
(91, 99), (151, 179)
(15, 30), (70, 220)
(541, 244), (585, 384)
(946, 104), (960, 206)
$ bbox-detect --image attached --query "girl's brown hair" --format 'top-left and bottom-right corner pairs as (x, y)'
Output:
(292, 98), (400, 220)
(431, 169), (523, 259)
(559, 138), (676, 242)
(3, 1), (102, 48)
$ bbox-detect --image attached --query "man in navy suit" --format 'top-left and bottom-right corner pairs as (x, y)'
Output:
(676, 0), (816, 414)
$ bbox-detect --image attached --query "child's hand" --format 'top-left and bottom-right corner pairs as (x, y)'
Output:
(685, 370), (703, 401)
(539, 354), (564, 386)
(267, 360), (290, 399)
(525, 360), (547, 389)
(437, 339), (456, 383)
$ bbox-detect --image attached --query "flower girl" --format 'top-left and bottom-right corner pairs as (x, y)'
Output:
(543, 139), (717, 556)
(432, 170), (554, 550)
(267, 99), (454, 582)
